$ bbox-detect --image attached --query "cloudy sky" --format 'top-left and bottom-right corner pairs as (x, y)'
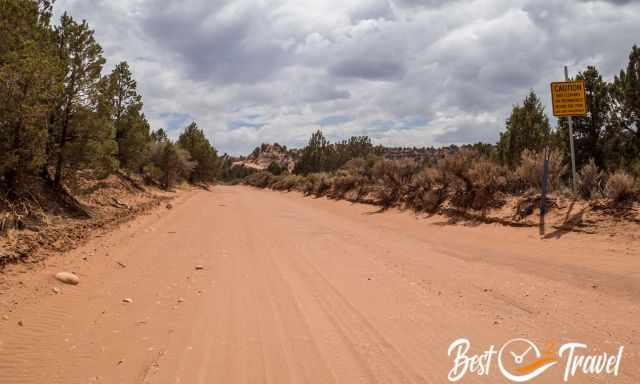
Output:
(54, 0), (640, 155)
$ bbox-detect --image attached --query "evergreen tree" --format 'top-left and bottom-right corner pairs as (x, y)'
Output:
(612, 45), (640, 169)
(177, 122), (219, 182)
(294, 130), (331, 175)
(334, 136), (375, 167)
(103, 61), (150, 171)
(150, 128), (168, 143)
(50, 13), (115, 187)
(0, 0), (60, 192)
(557, 67), (611, 170)
(497, 91), (551, 167)
(267, 161), (284, 175)
(159, 141), (180, 189)
(294, 131), (378, 175)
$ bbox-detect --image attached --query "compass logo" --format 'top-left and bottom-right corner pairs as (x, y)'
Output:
(447, 338), (624, 382)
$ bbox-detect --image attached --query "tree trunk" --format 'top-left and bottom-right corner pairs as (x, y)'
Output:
(43, 106), (57, 182)
(7, 123), (22, 194)
(7, 82), (28, 194)
(54, 102), (71, 188)
(4, 169), (17, 197)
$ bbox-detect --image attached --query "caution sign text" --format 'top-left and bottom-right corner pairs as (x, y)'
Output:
(551, 81), (587, 117)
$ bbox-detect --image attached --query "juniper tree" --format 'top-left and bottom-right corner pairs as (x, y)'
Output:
(103, 61), (150, 172)
(177, 122), (219, 182)
(612, 46), (640, 170)
(0, 0), (60, 192)
(294, 130), (332, 175)
(50, 13), (115, 187)
(497, 91), (551, 168)
(556, 67), (611, 170)
(150, 128), (169, 143)
(149, 140), (195, 189)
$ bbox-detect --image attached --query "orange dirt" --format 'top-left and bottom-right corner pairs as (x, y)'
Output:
(0, 185), (638, 383)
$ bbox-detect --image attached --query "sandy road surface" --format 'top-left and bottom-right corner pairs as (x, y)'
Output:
(0, 185), (638, 383)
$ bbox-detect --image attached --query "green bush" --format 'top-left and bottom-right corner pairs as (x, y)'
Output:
(267, 161), (285, 176)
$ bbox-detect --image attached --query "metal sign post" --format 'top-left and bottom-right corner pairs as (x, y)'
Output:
(564, 66), (578, 194)
(543, 67), (587, 235)
(539, 146), (550, 236)
(550, 67), (587, 194)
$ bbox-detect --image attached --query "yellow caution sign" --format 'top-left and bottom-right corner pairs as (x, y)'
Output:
(550, 80), (587, 117)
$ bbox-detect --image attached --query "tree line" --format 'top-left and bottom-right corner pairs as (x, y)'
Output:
(293, 133), (384, 175)
(0, 0), (219, 195)
(497, 46), (640, 176)
(264, 44), (640, 205)
(289, 45), (639, 186)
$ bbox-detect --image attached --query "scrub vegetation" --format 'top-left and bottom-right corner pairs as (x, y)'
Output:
(244, 45), (640, 211)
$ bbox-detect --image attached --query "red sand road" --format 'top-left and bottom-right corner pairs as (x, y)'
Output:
(0, 185), (638, 383)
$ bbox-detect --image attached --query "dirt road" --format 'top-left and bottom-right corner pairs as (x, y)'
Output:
(0, 186), (638, 383)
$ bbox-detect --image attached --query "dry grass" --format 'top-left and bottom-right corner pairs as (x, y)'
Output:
(271, 175), (304, 191)
(372, 159), (418, 207)
(578, 159), (603, 199)
(244, 172), (277, 188)
(303, 173), (333, 196)
(244, 149), (638, 216)
(516, 149), (565, 192)
(606, 171), (635, 201)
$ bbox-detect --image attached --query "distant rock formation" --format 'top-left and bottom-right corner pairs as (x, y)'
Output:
(235, 143), (297, 172)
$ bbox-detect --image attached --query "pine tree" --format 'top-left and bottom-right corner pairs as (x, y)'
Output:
(612, 46), (640, 169)
(150, 128), (168, 143)
(0, 0), (60, 192)
(159, 142), (180, 189)
(294, 130), (331, 175)
(557, 67), (611, 170)
(50, 13), (115, 187)
(103, 61), (150, 171)
(497, 91), (551, 167)
(148, 140), (195, 189)
(177, 122), (219, 182)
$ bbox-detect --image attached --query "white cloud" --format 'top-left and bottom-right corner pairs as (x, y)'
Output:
(54, 0), (640, 154)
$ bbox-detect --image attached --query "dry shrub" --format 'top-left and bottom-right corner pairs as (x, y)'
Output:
(578, 159), (603, 199)
(606, 171), (635, 201)
(0, 196), (48, 235)
(271, 175), (304, 191)
(343, 155), (379, 179)
(516, 149), (565, 192)
(437, 149), (478, 207)
(467, 160), (508, 209)
(331, 171), (367, 198)
(468, 160), (507, 192)
(342, 158), (366, 175)
(436, 149), (509, 209)
(244, 172), (276, 188)
(438, 149), (477, 182)
(303, 173), (332, 196)
(373, 159), (417, 185)
(414, 189), (444, 212)
(407, 167), (447, 212)
(372, 159), (418, 207)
